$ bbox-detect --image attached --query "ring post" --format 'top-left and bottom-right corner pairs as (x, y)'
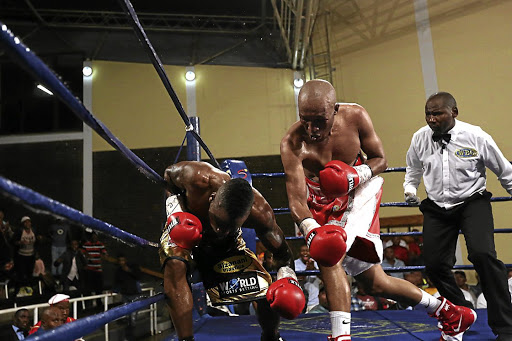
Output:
(187, 117), (201, 161)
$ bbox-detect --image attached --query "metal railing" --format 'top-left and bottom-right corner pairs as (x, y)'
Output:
(0, 287), (158, 341)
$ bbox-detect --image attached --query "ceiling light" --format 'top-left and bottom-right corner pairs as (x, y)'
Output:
(37, 84), (53, 95)
(185, 70), (196, 81)
(82, 66), (93, 77)
(293, 78), (304, 88)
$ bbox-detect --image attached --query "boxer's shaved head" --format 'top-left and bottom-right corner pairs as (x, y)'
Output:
(298, 79), (336, 112)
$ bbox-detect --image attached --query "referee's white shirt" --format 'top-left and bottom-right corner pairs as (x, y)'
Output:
(404, 119), (512, 209)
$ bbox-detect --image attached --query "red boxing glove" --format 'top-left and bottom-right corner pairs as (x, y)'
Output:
(266, 267), (305, 320)
(166, 212), (202, 250)
(301, 218), (347, 267)
(319, 160), (372, 198)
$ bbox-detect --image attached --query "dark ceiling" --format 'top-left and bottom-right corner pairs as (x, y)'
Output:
(0, 0), (290, 68)
(0, 1), (296, 136)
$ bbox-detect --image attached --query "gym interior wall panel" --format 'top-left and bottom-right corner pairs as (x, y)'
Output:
(330, 31), (427, 219)
(91, 60), (187, 152)
(0, 141), (83, 212)
(91, 61), (297, 158)
(195, 65), (296, 158)
(429, 1), (512, 230)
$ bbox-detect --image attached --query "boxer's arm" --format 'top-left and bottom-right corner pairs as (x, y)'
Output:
(354, 105), (388, 176)
(164, 161), (226, 208)
(164, 163), (187, 195)
(280, 136), (312, 224)
(246, 190), (294, 269)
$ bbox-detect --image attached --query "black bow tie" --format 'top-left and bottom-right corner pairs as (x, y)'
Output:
(432, 133), (451, 143)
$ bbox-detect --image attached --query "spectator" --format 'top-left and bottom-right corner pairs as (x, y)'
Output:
(381, 247), (406, 279)
(355, 281), (394, 311)
(114, 254), (142, 341)
(469, 273), (482, 300)
(404, 271), (428, 289)
(477, 277), (512, 309)
(294, 243), (321, 312)
(32, 252), (45, 278)
(350, 294), (366, 312)
(262, 250), (276, 274)
(0, 210), (14, 240)
(390, 236), (409, 264)
(54, 240), (86, 293)
(403, 230), (423, 265)
(308, 284), (329, 314)
(49, 218), (71, 277)
(4, 308), (30, 340)
(0, 213), (15, 289)
(423, 276), (440, 296)
(454, 271), (477, 307)
(82, 231), (107, 305)
(29, 294), (76, 335)
(29, 306), (64, 337)
(12, 216), (41, 295)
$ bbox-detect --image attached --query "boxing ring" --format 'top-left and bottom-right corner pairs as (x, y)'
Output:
(0, 2), (511, 340)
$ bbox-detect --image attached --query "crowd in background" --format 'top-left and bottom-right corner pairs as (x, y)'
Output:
(0, 208), (145, 339)
(0, 209), (109, 300)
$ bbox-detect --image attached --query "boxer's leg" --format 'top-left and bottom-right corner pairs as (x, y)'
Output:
(164, 257), (194, 339)
(320, 257), (352, 340)
(356, 264), (422, 307)
(257, 298), (282, 341)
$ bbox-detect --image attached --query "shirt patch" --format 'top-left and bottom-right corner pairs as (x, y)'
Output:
(455, 148), (478, 158)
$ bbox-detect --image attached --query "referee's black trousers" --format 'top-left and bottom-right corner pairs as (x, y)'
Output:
(420, 191), (512, 335)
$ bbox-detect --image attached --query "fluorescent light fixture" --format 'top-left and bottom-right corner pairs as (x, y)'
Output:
(37, 84), (53, 95)
(82, 65), (93, 77)
(185, 70), (196, 81)
(293, 78), (304, 88)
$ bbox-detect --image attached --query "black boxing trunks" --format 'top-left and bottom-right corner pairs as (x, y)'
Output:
(160, 227), (272, 306)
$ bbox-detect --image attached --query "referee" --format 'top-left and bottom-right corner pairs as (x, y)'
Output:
(403, 92), (512, 340)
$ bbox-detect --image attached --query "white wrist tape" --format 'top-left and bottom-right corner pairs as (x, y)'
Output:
(166, 194), (184, 217)
(277, 266), (297, 281)
(353, 164), (373, 184)
(299, 218), (321, 237)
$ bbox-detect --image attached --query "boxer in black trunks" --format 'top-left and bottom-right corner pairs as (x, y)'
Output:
(160, 161), (305, 341)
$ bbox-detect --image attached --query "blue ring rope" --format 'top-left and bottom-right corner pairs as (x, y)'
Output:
(173, 133), (188, 165)
(0, 23), (167, 188)
(257, 228), (512, 242)
(252, 167), (407, 178)
(282, 263), (512, 277)
(26, 293), (165, 341)
(118, 0), (220, 169)
(271, 196), (512, 214)
(0, 176), (158, 248)
(252, 164), (511, 178)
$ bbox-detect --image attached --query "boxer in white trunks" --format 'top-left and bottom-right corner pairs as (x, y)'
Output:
(280, 79), (476, 341)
